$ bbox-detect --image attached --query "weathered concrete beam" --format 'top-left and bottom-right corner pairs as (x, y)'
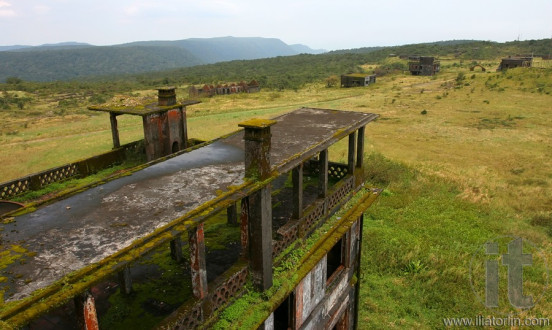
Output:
(118, 265), (132, 295)
(248, 187), (273, 290)
(356, 126), (365, 169)
(109, 113), (121, 149)
(189, 224), (208, 299)
(170, 236), (184, 262)
(227, 202), (238, 226)
(292, 163), (304, 219)
(318, 149), (328, 198)
(181, 107), (188, 149)
(240, 197), (249, 258)
(348, 132), (356, 174)
(74, 291), (99, 330)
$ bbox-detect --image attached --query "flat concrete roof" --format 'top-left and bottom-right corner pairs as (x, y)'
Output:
(88, 100), (201, 116)
(0, 107), (377, 304)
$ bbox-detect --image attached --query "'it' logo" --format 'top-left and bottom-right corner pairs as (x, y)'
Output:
(470, 236), (548, 313)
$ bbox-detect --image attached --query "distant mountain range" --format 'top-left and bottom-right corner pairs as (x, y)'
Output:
(0, 37), (326, 82)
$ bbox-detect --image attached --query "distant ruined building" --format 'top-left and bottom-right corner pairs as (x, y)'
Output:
(189, 80), (261, 97)
(497, 57), (533, 71)
(340, 74), (377, 87)
(408, 56), (440, 76)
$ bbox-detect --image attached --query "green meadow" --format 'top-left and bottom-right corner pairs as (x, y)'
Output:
(1, 58), (552, 328)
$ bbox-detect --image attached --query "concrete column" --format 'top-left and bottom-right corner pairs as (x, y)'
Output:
(181, 107), (188, 149)
(238, 119), (276, 291)
(189, 224), (208, 299)
(353, 214), (364, 330)
(356, 126), (365, 169)
(238, 119), (277, 180)
(227, 202), (238, 226)
(142, 112), (171, 161)
(348, 132), (356, 174)
(168, 108), (183, 153)
(318, 149), (328, 198)
(142, 115), (158, 162)
(240, 197), (249, 258)
(292, 163), (304, 219)
(109, 112), (121, 149)
(248, 187), (273, 290)
(118, 265), (132, 295)
(74, 291), (99, 330)
(170, 236), (183, 262)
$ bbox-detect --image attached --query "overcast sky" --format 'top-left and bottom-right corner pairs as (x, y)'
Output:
(1, 0), (551, 50)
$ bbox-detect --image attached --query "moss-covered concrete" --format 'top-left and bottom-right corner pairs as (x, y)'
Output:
(210, 187), (381, 329)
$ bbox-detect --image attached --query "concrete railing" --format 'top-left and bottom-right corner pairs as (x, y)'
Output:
(0, 140), (145, 200)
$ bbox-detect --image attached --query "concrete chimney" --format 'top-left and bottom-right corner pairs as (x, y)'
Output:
(157, 87), (177, 106)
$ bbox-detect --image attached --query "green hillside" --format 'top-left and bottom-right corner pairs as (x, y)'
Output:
(0, 45), (202, 82)
(0, 37), (311, 82)
(1, 38), (550, 84)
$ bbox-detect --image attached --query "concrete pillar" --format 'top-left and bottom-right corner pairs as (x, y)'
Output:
(261, 313), (274, 330)
(74, 291), (99, 330)
(181, 107), (188, 149)
(109, 113), (121, 149)
(240, 197), (249, 258)
(227, 202), (238, 226)
(348, 132), (356, 174)
(189, 224), (208, 299)
(238, 119), (276, 291)
(248, 187), (273, 290)
(117, 265), (132, 295)
(292, 163), (304, 219)
(168, 108), (183, 153)
(170, 236), (183, 262)
(143, 112), (170, 161)
(356, 126), (365, 169)
(318, 149), (328, 198)
(353, 214), (364, 330)
(238, 119), (276, 179)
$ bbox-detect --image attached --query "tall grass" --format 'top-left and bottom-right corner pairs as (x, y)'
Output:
(360, 153), (551, 328)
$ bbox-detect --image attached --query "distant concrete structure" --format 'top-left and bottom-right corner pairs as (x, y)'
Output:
(340, 74), (376, 87)
(189, 80), (260, 97)
(497, 57), (533, 71)
(470, 64), (486, 72)
(408, 56), (440, 76)
(89, 87), (200, 161)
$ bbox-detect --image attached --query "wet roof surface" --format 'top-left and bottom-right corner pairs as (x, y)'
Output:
(0, 107), (377, 302)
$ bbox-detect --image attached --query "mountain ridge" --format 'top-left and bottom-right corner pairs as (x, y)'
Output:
(0, 37), (324, 81)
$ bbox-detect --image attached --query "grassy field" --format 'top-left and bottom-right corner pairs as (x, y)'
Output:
(1, 59), (551, 328)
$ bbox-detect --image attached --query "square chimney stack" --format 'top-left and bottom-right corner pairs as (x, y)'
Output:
(158, 87), (177, 106)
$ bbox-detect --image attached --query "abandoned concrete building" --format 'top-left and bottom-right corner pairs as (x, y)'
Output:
(189, 80), (261, 98)
(0, 87), (380, 329)
(497, 57), (533, 71)
(408, 56), (440, 76)
(89, 87), (200, 162)
(340, 74), (376, 87)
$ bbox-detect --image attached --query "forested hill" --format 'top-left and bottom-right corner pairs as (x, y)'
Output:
(0, 37), (323, 82)
(0, 46), (203, 82)
(331, 39), (552, 61)
(1, 38), (550, 84)
(120, 37), (306, 63)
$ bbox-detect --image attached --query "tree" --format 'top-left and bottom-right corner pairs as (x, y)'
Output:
(325, 75), (339, 88)
(5, 76), (22, 84)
